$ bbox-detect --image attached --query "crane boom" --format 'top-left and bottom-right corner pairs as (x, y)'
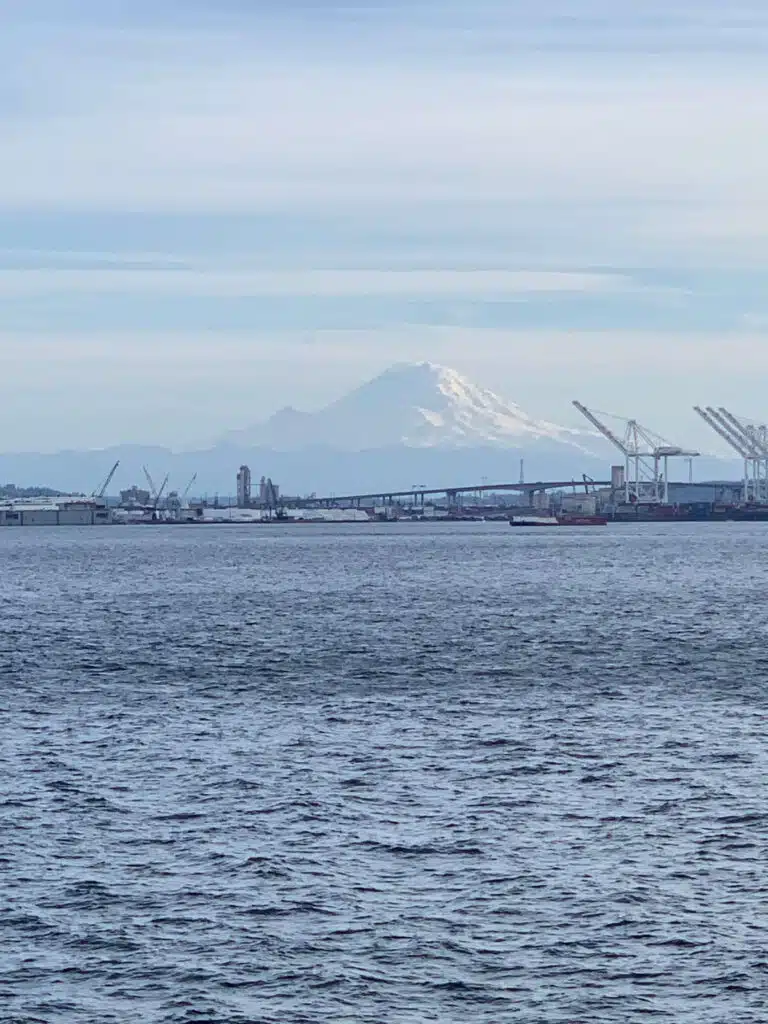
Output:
(142, 465), (158, 500)
(571, 401), (630, 455)
(92, 459), (120, 498)
(706, 407), (757, 457)
(181, 473), (197, 503)
(717, 407), (768, 457)
(693, 407), (750, 457)
(155, 474), (169, 508)
(716, 407), (768, 503)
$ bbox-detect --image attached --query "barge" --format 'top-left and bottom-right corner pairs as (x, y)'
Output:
(510, 514), (608, 527)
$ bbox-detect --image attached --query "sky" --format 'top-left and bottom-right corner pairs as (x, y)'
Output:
(2, 0), (768, 452)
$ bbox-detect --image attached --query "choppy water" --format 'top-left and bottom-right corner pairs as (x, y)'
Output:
(1, 522), (767, 1023)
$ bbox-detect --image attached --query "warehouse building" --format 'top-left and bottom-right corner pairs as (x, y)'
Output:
(0, 497), (112, 526)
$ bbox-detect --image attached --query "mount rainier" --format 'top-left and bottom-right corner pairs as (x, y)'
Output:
(223, 362), (599, 455)
(0, 363), (615, 495)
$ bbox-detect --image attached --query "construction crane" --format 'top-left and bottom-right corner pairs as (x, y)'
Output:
(154, 473), (169, 510)
(142, 466), (170, 517)
(92, 460), (119, 499)
(181, 473), (197, 507)
(572, 401), (699, 504)
(142, 465), (158, 502)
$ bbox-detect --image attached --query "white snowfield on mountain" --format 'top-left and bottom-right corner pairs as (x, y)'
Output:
(224, 362), (599, 453)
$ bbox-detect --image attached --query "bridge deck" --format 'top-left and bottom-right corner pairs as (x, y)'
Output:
(298, 480), (611, 507)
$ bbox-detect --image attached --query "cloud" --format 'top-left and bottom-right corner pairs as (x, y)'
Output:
(0, 268), (635, 298)
(1, 3), (768, 234)
(3, 2), (768, 450)
(4, 69), (768, 216)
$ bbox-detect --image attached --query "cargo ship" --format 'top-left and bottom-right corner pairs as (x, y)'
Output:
(608, 502), (768, 522)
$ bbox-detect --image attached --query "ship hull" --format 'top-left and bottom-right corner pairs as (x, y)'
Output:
(556, 515), (608, 526)
(610, 503), (768, 522)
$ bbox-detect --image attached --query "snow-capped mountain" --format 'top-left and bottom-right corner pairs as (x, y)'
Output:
(0, 364), (619, 496)
(224, 362), (599, 454)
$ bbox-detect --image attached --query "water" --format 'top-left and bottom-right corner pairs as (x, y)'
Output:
(1, 522), (766, 1023)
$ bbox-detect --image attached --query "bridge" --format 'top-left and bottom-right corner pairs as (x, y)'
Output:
(294, 478), (612, 510)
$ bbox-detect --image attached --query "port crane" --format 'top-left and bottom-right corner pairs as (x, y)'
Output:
(572, 401), (699, 503)
(694, 406), (768, 502)
(717, 408), (768, 501)
(694, 407), (752, 499)
(92, 460), (119, 499)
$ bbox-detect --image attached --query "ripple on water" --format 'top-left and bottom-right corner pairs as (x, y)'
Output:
(1, 522), (767, 1023)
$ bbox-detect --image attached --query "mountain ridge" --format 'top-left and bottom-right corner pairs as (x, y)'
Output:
(0, 362), (740, 495)
(222, 361), (599, 454)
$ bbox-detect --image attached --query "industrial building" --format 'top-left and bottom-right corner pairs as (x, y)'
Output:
(234, 467), (282, 512)
(259, 476), (279, 507)
(236, 465), (252, 508)
(0, 497), (112, 526)
(120, 484), (151, 506)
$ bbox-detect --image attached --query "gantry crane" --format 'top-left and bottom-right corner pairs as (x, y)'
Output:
(717, 408), (768, 501)
(694, 406), (768, 502)
(572, 401), (699, 504)
(694, 406), (753, 501)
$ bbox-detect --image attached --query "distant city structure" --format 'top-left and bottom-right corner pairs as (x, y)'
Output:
(236, 465), (252, 508)
(233, 468), (282, 513)
(4, 380), (768, 525)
